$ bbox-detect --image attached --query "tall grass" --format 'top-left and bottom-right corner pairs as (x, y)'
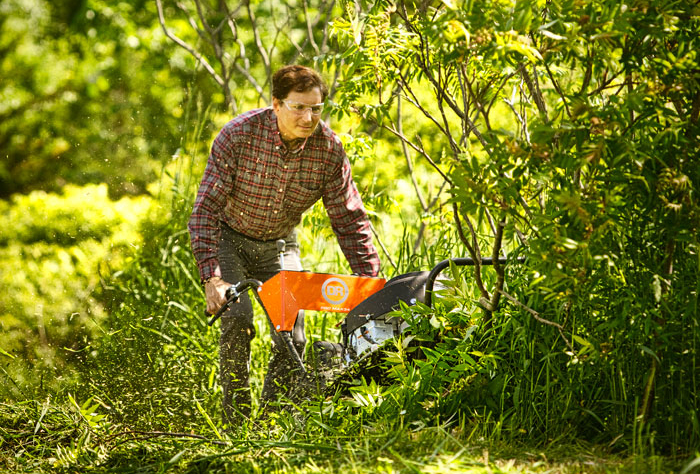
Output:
(1, 397), (686, 473)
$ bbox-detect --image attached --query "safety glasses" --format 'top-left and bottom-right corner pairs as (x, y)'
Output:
(282, 100), (324, 116)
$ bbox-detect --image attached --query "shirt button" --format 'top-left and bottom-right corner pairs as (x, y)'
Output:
(278, 188), (283, 193)
(273, 210), (278, 214)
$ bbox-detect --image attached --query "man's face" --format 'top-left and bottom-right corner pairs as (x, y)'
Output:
(273, 87), (323, 141)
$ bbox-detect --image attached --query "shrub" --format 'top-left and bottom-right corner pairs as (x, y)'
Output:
(0, 184), (152, 399)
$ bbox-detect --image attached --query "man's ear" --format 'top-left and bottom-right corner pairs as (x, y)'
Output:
(272, 97), (281, 113)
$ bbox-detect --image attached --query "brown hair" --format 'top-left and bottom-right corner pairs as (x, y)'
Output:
(272, 65), (328, 102)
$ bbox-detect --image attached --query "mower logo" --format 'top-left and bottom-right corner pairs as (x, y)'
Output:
(321, 277), (349, 306)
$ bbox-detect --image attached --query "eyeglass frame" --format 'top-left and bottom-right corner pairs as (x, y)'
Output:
(281, 100), (325, 116)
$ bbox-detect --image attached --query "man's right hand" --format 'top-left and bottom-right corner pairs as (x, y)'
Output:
(205, 276), (231, 315)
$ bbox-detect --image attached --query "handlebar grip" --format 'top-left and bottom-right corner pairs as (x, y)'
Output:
(206, 279), (263, 326)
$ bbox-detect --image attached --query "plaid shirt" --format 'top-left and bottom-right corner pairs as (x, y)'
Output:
(188, 107), (380, 280)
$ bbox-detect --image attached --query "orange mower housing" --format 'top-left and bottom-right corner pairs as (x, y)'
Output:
(256, 271), (386, 332)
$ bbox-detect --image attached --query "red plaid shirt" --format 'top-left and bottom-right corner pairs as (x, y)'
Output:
(188, 107), (380, 280)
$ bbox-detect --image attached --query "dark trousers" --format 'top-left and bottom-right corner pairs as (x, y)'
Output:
(217, 224), (305, 425)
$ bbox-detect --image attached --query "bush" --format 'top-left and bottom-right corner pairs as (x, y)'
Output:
(0, 184), (152, 399)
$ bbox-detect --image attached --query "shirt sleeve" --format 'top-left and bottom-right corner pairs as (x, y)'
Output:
(322, 150), (381, 277)
(187, 127), (235, 282)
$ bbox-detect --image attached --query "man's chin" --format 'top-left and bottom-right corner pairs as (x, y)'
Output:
(297, 125), (317, 137)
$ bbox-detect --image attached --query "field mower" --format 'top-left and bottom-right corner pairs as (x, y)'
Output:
(208, 240), (508, 393)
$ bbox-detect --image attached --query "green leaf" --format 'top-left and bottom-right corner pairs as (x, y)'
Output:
(640, 345), (661, 364)
(195, 400), (222, 441)
(0, 347), (15, 359)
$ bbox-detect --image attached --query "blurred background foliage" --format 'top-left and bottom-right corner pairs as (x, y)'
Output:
(1, 0), (699, 469)
(0, 184), (152, 399)
(0, 0), (188, 197)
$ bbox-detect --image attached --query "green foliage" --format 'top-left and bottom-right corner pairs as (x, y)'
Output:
(0, 184), (151, 400)
(330, 0), (700, 455)
(0, 0), (206, 197)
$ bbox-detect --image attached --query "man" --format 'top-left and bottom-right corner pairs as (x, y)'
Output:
(188, 65), (381, 425)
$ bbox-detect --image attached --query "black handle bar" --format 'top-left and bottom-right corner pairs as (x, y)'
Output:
(424, 256), (525, 307)
(204, 277), (306, 374)
(206, 279), (263, 326)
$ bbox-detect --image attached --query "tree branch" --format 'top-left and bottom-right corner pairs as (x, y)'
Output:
(519, 63), (548, 123)
(371, 117), (452, 185)
(487, 216), (507, 326)
(244, 0), (271, 82)
(302, 0), (321, 56)
(498, 289), (575, 353)
(155, 0), (226, 90)
(453, 203), (489, 302)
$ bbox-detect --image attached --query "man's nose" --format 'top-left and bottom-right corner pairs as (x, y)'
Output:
(300, 107), (313, 120)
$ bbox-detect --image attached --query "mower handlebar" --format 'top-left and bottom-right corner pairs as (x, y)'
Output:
(206, 278), (263, 326)
(424, 256), (526, 307)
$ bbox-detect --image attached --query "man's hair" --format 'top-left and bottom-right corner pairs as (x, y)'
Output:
(272, 65), (329, 102)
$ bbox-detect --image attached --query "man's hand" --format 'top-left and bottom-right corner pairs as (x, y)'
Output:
(205, 276), (231, 315)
